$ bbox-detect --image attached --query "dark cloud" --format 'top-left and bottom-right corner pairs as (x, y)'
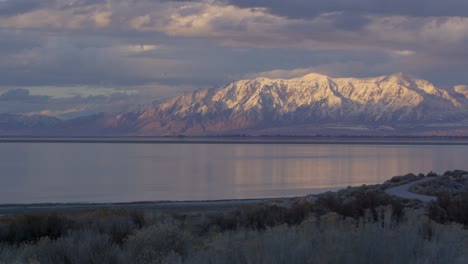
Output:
(56, 0), (106, 9)
(0, 88), (51, 115)
(0, 33), (174, 86)
(0, 30), (43, 53)
(0, 0), (467, 118)
(331, 12), (371, 30)
(0, 88), (48, 102)
(0, 0), (42, 17)
(0, 88), (30, 100)
(228, 0), (468, 19)
(0, 88), (154, 118)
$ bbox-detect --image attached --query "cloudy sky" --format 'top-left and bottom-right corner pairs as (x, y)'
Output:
(1, 0), (468, 118)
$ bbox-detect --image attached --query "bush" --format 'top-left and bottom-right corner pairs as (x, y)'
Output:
(314, 190), (405, 223)
(208, 202), (314, 232)
(0, 209), (147, 246)
(428, 202), (449, 224)
(124, 224), (193, 264)
(166, 212), (468, 264)
(3, 230), (125, 264)
(428, 191), (468, 226)
(0, 200), (467, 264)
(0, 213), (73, 245)
(388, 173), (419, 184)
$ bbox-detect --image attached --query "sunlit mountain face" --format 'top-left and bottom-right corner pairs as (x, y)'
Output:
(2, 73), (468, 136)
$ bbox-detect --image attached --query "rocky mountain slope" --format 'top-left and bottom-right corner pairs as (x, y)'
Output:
(2, 73), (468, 136)
(131, 73), (468, 135)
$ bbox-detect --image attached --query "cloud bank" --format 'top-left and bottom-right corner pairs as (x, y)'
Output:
(0, 0), (467, 115)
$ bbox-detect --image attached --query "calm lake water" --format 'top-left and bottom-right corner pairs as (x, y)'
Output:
(1, 142), (468, 204)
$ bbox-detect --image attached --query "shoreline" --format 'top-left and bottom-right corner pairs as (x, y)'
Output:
(0, 197), (295, 216)
(0, 179), (422, 216)
(1, 172), (461, 216)
(2, 136), (468, 145)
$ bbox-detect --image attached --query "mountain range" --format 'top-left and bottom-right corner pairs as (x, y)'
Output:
(3, 73), (468, 136)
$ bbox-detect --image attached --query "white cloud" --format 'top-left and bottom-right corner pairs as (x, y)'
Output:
(391, 50), (415, 56)
(245, 60), (408, 81)
(421, 17), (468, 43)
(245, 67), (320, 79)
(124, 2), (468, 58)
(2, 1), (467, 56)
(157, 4), (290, 37)
(126, 44), (159, 53)
(30, 108), (83, 117)
(129, 15), (151, 30)
(0, 0), (467, 96)
(121, 2), (327, 48)
(454, 85), (468, 98)
(93, 11), (112, 28)
(27, 86), (138, 99)
(366, 16), (468, 53)
(0, 3), (113, 30)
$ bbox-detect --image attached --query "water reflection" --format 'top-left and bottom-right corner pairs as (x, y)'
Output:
(0, 143), (467, 203)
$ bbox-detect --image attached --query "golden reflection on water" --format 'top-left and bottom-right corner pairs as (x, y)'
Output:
(1, 143), (467, 203)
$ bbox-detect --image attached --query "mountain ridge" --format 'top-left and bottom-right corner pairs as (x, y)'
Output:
(131, 72), (468, 135)
(2, 72), (468, 136)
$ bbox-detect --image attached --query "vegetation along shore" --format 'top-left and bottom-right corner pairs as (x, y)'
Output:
(1, 170), (468, 264)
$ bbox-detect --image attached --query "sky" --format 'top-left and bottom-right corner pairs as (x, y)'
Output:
(1, 0), (468, 118)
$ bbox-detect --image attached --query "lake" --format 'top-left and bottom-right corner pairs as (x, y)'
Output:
(1, 140), (467, 204)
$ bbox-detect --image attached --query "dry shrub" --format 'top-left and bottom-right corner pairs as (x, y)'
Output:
(124, 224), (193, 264)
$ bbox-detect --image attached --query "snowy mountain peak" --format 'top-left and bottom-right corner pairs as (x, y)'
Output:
(129, 72), (468, 135)
(4, 73), (468, 136)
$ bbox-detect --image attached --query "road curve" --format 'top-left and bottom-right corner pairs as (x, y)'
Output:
(385, 177), (437, 203)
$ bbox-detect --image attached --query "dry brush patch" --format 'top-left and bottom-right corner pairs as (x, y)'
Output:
(0, 182), (467, 263)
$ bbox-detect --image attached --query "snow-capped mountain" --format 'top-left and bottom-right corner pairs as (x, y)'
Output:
(2, 73), (468, 136)
(132, 73), (468, 135)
